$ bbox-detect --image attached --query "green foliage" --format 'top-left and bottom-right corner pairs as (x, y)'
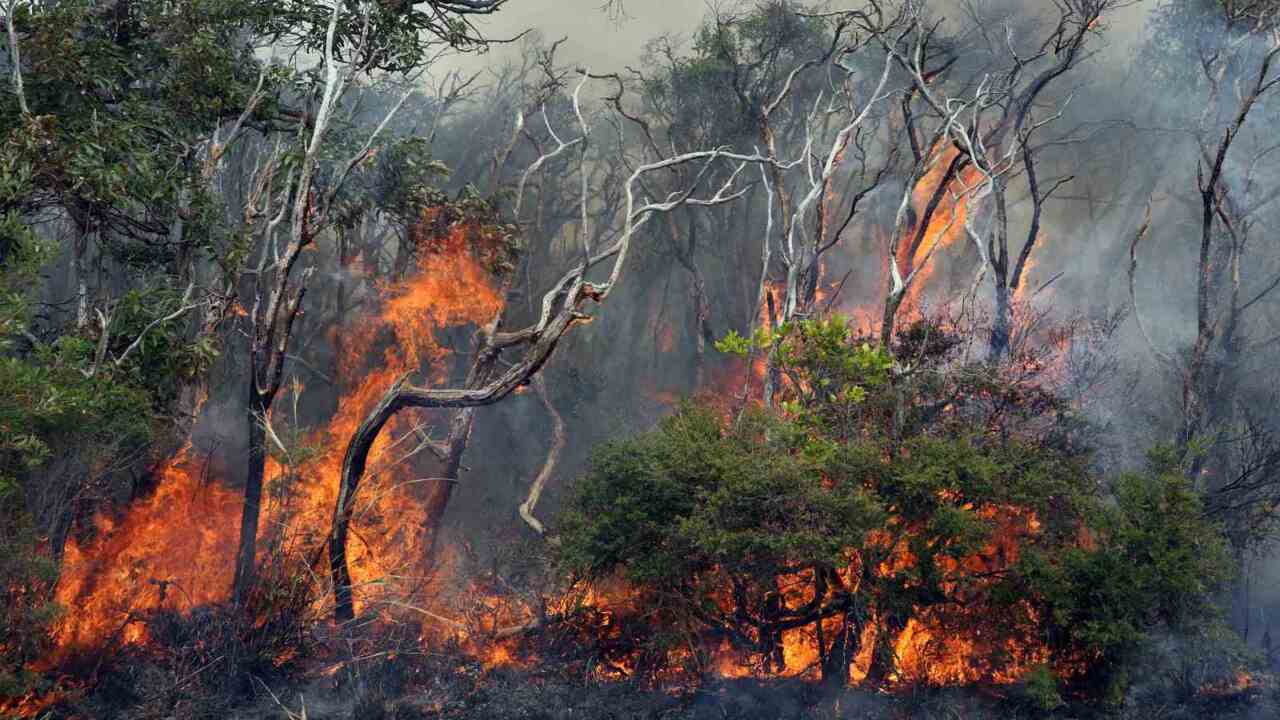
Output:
(262, 0), (493, 74)
(100, 285), (220, 407)
(0, 343), (154, 691)
(563, 320), (1231, 699)
(0, 217), (44, 346)
(559, 405), (883, 588)
(1014, 664), (1065, 712)
(717, 315), (893, 433)
(0, 0), (507, 700)
(0, 212), (155, 690)
(646, 0), (829, 143)
(369, 135), (453, 222)
(2, 1), (278, 260)
(0, 482), (60, 697)
(712, 328), (753, 356)
(1010, 451), (1232, 700)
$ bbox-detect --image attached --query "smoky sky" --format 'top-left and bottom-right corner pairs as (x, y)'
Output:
(448, 0), (710, 75)
(447, 0), (1155, 75)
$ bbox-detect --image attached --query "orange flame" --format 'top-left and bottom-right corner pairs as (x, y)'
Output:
(51, 210), (504, 657)
(898, 144), (983, 306)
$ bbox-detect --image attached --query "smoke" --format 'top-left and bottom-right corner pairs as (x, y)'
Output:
(440, 0), (709, 76)
(407, 0), (1267, 545)
(437, 0), (1280, 654)
(34, 0), (1280, 699)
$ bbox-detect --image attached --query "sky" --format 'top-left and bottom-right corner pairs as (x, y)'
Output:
(442, 0), (1153, 81)
(447, 0), (712, 76)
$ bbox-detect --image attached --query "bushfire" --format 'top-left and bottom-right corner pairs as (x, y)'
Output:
(48, 213), (503, 661)
(897, 143), (984, 308)
(21, 148), (1085, 713)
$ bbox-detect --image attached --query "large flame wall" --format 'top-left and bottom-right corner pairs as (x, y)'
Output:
(52, 219), (502, 659)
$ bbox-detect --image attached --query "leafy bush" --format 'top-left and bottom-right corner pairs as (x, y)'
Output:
(0, 483), (59, 697)
(1010, 450), (1234, 701)
(558, 316), (1232, 700)
(1011, 665), (1064, 712)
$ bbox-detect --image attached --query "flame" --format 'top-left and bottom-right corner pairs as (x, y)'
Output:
(50, 446), (240, 657)
(50, 209), (504, 658)
(37, 197), (1122, 700)
(472, 498), (1057, 690)
(0, 681), (80, 718)
(516, 498), (1058, 689)
(897, 144), (983, 306)
(1012, 249), (1039, 304)
(1200, 670), (1257, 697)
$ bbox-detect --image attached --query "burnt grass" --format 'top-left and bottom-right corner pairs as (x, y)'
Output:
(37, 639), (1280, 720)
(22, 602), (1278, 720)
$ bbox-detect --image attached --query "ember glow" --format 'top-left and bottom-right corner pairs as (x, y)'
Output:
(466, 501), (1064, 689)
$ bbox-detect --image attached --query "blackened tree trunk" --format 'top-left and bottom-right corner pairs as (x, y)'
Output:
(233, 390), (270, 602)
(989, 279), (1012, 359)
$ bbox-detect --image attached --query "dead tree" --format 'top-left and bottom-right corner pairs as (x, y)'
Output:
(231, 0), (418, 603)
(1129, 7), (1280, 467)
(1182, 12), (1280, 452)
(729, 3), (904, 404)
(1127, 2), (1280, 635)
(328, 70), (776, 621)
(874, 1), (1113, 355)
(954, 0), (1108, 358)
(593, 5), (887, 399)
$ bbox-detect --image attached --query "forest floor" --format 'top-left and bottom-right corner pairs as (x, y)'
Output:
(32, 642), (1276, 720)
(233, 663), (1280, 720)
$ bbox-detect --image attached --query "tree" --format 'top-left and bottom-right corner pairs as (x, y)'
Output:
(229, 0), (441, 603)
(327, 69), (776, 621)
(560, 315), (1231, 697)
(1014, 448), (1234, 702)
(1128, 0), (1280, 635)
(867, 0), (1119, 356)
(0, 0), (293, 583)
(0, 188), (154, 692)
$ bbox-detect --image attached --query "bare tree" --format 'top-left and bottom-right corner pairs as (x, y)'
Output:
(231, 0), (418, 603)
(875, 0), (1117, 356)
(3, 0), (29, 116)
(1182, 9), (1280, 451)
(1126, 1), (1280, 635)
(1130, 4), (1280, 471)
(328, 70), (775, 621)
(706, 3), (903, 404)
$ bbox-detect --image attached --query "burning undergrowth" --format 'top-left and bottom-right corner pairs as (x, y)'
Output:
(13, 291), (1256, 719)
(3, 201), (1265, 720)
(3, 206), (515, 713)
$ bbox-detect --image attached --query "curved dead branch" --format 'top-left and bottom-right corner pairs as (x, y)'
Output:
(1128, 201), (1175, 367)
(519, 374), (565, 535)
(328, 74), (778, 620)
